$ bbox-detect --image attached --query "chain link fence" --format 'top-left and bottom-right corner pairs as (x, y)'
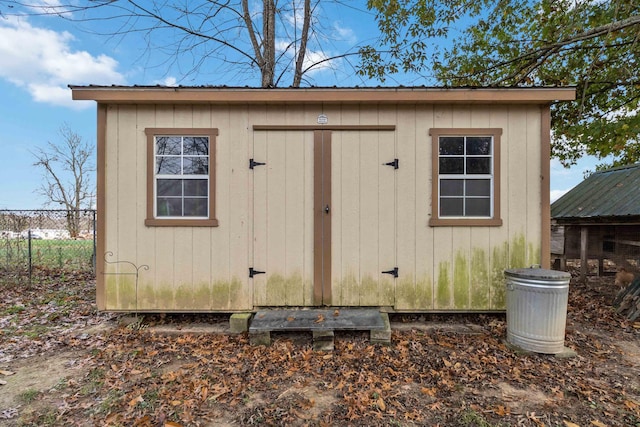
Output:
(0, 210), (96, 282)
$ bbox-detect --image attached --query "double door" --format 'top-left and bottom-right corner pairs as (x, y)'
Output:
(252, 129), (396, 306)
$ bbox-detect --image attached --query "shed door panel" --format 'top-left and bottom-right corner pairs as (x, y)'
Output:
(252, 131), (314, 306)
(332, 130), (397, 306)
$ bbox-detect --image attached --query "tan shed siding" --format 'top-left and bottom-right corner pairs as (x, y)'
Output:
(135, 106), (158, 310)
(526, 106), (543, 267)
(395, 105), (420, 310)
(190, 105), (214, 309)
(227, 105), (251, 310)
(414, 104), (436, 309)
(104, 105), (121, 310)
(251, 106), (318, 307)
(101, 100), (545, 312)
(394, 104), (542, 311)
(103, 104), (251, 311)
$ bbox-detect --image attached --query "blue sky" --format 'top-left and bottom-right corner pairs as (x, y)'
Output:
(0, 0), (595, 209)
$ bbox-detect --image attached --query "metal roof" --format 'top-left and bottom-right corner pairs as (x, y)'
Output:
(551, 163), (640, 220)
(69, 85), (576, 105)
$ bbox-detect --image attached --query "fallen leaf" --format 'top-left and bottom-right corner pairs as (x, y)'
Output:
(315, 314), (325, 323)
(0, 379), (7, 386)
(129, 396), (144, 407)
(171, 400), (182, 406)
(165, 422), (183, 427)
(563, 421), (580, 427)
(377, 397), (386, 411)
(591, 421), (607, 427)
(0, 370), (15, 376)
(287, 316), (295, 322)
(420, 387), (436, 396)
(333, 309), (340, 317)
(494, 405), (510, 416)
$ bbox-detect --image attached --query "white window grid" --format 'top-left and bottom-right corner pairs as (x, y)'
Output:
(154, 136), (209, 219)
(438, 136), (494, 219)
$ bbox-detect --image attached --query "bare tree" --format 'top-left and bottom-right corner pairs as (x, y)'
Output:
(32, 124), (95, 237)
(2, 0), (367, 87)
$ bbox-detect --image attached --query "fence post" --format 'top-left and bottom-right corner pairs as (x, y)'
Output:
(28, 229), (32, 284)
(92, 210), (97, 273)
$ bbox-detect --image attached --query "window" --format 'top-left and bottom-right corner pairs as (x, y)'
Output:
(145, 128), (218, 227)
(429, 128), (502, 227)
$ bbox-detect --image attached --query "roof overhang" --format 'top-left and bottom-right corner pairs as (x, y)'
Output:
(553, 215), (640, 225)
(69, 85), (576, 105)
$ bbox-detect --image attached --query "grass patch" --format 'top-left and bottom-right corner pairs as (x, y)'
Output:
(19, 389), (40, 404)
(0, 239), (94, 270)
(3, 304), (26, 315)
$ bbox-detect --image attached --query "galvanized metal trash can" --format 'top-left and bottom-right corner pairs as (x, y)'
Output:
(504, 267), (571, 354)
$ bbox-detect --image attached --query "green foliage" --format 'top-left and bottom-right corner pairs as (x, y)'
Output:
(19, 389), (40, 404)
(363, 0), (640, 168)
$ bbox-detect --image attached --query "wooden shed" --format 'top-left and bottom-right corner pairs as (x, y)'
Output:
(70, 86), (575, 313)
(551, 163), (640, 277)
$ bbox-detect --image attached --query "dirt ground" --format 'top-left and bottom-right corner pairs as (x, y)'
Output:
(1, 268), (639, 426)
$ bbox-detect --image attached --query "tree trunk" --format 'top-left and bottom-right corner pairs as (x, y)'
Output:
(292, 0), (311, 87)
(261, 0), (276, 87)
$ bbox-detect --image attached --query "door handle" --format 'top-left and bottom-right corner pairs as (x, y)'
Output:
(324, 204), (330, 214)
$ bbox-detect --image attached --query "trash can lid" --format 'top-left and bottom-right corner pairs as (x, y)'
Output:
(504, 266), (571, 281)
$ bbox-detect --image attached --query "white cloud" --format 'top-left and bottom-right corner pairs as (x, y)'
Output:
(153, 76), (179, 87)
(0, 17), (125, 109)
(275, 38), (335, 75)
(333, 23), (356, 45)
(24, 0), (67, 14)
(303, 50), (335, 74)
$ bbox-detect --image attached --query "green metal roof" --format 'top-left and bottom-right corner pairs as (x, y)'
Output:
(551, 163), (640, 220)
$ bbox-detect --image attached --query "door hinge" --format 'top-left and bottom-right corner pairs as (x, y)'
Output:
(382, 267), (399, 278)
(249, 158), (266, 169)
(383, 159), (399, 169)
(249, 267), (266, 278)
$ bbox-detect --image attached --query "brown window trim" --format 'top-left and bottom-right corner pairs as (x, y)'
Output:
(428, 128), (502, 227)
(145, 128), (219, 227)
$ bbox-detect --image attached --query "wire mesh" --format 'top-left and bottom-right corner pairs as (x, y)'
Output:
(0, 210), (96, 282)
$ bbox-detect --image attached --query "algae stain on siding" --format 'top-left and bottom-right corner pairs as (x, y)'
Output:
(105, 274), (118, 310)
(429, 233), (536, 311)
(174, 285), (193, 310)
(138, 283), (156, 310)
(211, 278), (242, 309)
(510, 234), (526, 268)
(453, 253), (469, 309)
(155, 283), (173, 308)
(470, 248), (490, 309)
(436, 262), (451, 308)
(396, 274), (433, 310)
(263, 272), (308, 306)
(266, 273), (287, 306)
(339, 273), (359, 306)
(360, 275), (378, 305)
(527, 242), (540, 266)
(491, 242), (509, 309)
(193, 283), (212, 310)
(416, 275), (433, 309)
(104, 275), (136, 310)
(380, 277), (395, 306)
(284, 272), (304, 306)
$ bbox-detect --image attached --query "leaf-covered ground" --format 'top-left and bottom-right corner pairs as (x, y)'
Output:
(1, 268), (639, 426)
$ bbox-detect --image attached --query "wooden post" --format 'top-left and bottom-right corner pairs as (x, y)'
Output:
(580, 226), (588, 279)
